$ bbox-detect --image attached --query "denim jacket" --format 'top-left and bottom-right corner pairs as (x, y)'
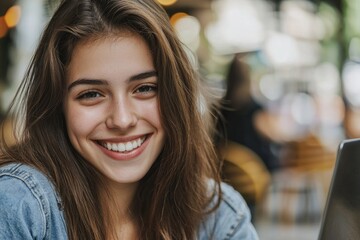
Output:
(0, 163), (258, 239)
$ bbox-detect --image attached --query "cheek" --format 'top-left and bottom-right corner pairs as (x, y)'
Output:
(141, 100), (163, 129)
(64, 104), (104, 139)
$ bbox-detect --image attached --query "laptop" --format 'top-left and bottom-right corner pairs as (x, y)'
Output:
(318, 138), (360, 240)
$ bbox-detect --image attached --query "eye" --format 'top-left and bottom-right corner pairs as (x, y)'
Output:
(76, 91), (103, 100)
(134, 84), (157, 96)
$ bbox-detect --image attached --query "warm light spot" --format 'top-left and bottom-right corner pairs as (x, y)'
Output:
(0, 17), (9, 38)
(173, 15), (201, 52)
(4, 5), (21, 28)
(170, 12), (188, 26)
(156, 0), (177, 6)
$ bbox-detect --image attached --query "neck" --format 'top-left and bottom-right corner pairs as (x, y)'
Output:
(100, 179), (139, 239)
(113, 220), (139, 240)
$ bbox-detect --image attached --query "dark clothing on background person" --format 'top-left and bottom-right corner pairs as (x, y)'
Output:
(221, 99), (279, 172)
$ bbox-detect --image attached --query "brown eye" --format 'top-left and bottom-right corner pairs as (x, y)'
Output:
(77, 91), (102, 99)
(135, 85), (157, 94)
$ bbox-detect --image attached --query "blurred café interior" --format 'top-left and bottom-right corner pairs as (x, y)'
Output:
(1, 0), (360, 239)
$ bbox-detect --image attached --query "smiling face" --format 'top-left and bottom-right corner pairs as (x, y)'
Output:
(63, 33), (165, 186)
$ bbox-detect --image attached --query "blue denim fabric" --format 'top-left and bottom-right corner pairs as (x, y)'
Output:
(0, 163), (258, 239)
(198, 182), (259, 240)
(0, 163), (67, 239)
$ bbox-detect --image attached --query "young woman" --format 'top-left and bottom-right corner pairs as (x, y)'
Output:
(0, 0), (258, 239)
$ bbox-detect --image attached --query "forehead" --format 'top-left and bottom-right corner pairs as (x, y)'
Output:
(70, 27), (150, 58)
(73, 29), (143, 55)
(66, 32), (155, 83)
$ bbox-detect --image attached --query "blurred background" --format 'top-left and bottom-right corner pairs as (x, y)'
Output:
(1, 0), (360, 239)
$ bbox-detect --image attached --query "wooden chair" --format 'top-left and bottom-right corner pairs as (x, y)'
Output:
(220, 141), (271, 207)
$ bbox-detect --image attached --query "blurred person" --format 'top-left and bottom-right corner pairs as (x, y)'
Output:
(0, 0), (258, 239)
(215, 54), (280, 216)
(219, 53), (280, 172)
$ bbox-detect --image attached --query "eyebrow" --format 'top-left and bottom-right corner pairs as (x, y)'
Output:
(129, 70), (157, 81)
(67, 70), (158, 91)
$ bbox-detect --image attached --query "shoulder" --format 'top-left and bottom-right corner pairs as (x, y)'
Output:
(0, 162), (54, 188)
(0, 163), (60, 204)
(198, 181), (259, 240)
(220, 181), (249, 213)
(0, 163), (65, 239)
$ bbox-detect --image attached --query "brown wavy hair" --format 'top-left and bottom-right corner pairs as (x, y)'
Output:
(0, 0), (221, 239)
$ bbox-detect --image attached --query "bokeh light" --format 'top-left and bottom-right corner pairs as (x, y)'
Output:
(156, 0), (177, 6)
(173, 14), (201, 51)
(4, 5), (21, 28)
(170, 12), (188, 26)
(259, 74), (283, 101)
(205, 0), (266, 54)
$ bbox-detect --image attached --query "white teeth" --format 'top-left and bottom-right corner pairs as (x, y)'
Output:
(119, 143), (126, 152)
(102, 137), (145, 153)
(125, 142), (133, 151)
(112, 143), (118, 151)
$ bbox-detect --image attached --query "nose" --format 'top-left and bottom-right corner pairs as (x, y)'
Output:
(106, 98), (137, 130)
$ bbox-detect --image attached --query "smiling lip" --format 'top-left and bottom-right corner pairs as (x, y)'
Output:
(96, 134), (150, 161)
